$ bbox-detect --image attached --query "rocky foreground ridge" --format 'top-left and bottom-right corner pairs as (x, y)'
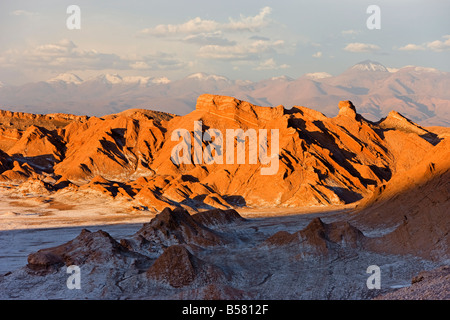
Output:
(1, 206), (448, 299)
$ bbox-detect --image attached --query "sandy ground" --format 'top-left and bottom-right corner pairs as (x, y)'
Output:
(0, 200), (437, 299)
(0, 185), (355, 276)
(0, 185), (354, 231)
(0, 186), (155, 230)
(1, 186), (441, 300)
(0, 186), (154, 274)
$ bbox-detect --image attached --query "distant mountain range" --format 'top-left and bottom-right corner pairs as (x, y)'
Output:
(0, 60), (449, 126)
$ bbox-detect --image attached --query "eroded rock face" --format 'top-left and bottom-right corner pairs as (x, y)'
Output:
(338, 100), (357, 118)
(146, 245), (227, 288)
(195, 94), (285, 124)
(0, 110), (87, 131)
(324, 220), (367, 248)
(192, 208), (247, 227)
(353, 138), (450, 261)
(264, 217), (367, 256)
(27, 229), (149, 274)
(128, 207), (229, 250)
(18, 207), (244, 297)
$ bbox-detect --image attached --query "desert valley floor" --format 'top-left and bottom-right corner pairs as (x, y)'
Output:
(0, 186), (447, 300)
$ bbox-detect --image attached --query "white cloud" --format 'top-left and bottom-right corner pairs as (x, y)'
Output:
(182, 31), (236, 46)
(129, 61), (151, 70)
(344, 42), (381, 53)
(312, 51), (322, 58)
(426, 35), (450, 52)
(398, 44), (425, 51)
(249, 35), (270, 41)
(198, 39), (284, 60)
(139, 7), (272, 36)
(255, 58), (276, 70)
(396, 35), (450, 52)
(226, 6), (272, 32)
(254, 58), (289, 70)
(140, 17), (219, 36)
(341, 29), (361, 36)
(34, 39), (77, 56)
(1, 39), (187, 72)
(135, 6), (284, 71)
(10, 10), (38, 16)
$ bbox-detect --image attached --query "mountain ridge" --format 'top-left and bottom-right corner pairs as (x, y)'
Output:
(0, 94), (447, 213)
(1, 61), (449, 126)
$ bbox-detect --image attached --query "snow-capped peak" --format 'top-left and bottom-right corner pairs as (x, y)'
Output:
(351, 60), (388, 72)
(387, 67), (399, 73)
(124, 76), (172, 85)
(86, 74), (172, 86)
(47, 73), (83, 84)
(97, 74), (123, 84)
(150, 77), (171, 84)
(122, 76), (150, 84)
(235, 79), (253, 86)
(186, 72), (229, 82)
(121, 76), (171, 85)
(187, 72), (207, 79)
(270, 75), (294, 81)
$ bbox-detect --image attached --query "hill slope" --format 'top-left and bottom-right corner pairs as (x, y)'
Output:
(0, 94), (446, 212)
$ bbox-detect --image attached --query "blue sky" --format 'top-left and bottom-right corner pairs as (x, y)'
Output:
(0, 0), (449, 84)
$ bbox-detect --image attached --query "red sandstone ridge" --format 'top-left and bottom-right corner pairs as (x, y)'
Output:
(337, 100), (357, 119)
(351, 136), (450, 261)
(0, 94), (447, 211)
